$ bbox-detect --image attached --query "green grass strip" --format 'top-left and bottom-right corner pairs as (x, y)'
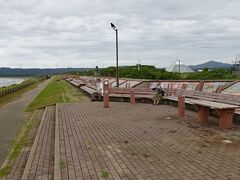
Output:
(27, 76), (89, 111)
(0, 81), (41, 108)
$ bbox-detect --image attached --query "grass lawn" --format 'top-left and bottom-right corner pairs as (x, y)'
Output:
(27, 77), (89, 111)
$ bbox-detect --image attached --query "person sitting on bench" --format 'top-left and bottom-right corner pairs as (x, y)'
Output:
(152, 84), (164, 105)
(96, 79), (103, 101)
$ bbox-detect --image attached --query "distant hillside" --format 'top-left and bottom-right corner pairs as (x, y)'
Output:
(189, 61), (232, 70)
(0, 67), (87, 77)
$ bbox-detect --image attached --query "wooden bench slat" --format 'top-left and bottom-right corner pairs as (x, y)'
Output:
(188, 99), (239, 110)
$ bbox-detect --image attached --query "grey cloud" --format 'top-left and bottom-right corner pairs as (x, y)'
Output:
(0, 0), (240, 68)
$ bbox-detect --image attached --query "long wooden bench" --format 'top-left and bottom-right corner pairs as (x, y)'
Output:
(79, 83), (106, 101)
(164, 89), (240, 129)
(109, 88), (154, 98)
(70, 81), (80, 87)
(108, 87), (174, 102)
(68, 78), (86, 87)
(65, 78), (98, 100)
(66, 78), (72, 82)
(80, 85), (97, 95)
(80, 84), (149, 101)
(165, 89), (240, 112)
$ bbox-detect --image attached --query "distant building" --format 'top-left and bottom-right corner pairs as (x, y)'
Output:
(166, 60), (194, 73)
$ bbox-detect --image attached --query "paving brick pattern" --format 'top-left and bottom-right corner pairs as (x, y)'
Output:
(3, 109), (44, 180)
(58, 102), (240, 180)
(26, 106), (55, 180)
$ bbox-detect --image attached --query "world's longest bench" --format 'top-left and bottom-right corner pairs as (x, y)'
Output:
(165, 89), (240, 129)
(65, 77), (240, 129)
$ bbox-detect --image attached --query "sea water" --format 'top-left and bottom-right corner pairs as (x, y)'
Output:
(0, 77), (24, 88)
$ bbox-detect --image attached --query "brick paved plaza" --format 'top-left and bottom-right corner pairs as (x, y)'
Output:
(3, 101), (240, 180)
(57, 102), (240, 180)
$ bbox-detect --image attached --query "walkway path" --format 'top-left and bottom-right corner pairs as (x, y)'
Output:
(0, 80), (49, 166)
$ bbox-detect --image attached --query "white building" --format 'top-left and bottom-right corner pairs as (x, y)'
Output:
(166, 60), (194, 73)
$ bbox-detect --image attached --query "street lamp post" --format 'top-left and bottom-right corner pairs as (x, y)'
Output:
(111, 23), (119, 87)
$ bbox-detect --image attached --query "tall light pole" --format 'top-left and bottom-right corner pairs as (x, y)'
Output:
(111, 23), (119, 87)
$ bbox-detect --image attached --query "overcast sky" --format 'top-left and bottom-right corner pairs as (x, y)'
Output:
(0, 0), (240, 68)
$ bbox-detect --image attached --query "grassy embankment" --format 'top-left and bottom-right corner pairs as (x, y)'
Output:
(0, 79), (43, 108)
(27, 76), (89, 111)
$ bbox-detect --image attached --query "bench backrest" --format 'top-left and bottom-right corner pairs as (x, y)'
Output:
(86, 84), (97, 90)
(109, 88), (154, 95)
(109, 87), (173, 96)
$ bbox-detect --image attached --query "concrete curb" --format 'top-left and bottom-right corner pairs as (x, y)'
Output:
(54, 104), (61, 180)
(21, 106), (48, 180)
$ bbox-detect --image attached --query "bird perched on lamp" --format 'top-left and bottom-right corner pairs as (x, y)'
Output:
(111, 23), (117, 30)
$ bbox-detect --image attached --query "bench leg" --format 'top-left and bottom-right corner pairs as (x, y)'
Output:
(130, 90), (135, 105)
(178, 96), (185, 117)
(218, 109), (234, 129)
(197, 106), (209, 123)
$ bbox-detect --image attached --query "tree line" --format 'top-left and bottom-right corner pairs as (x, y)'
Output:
(75, 65), (239, 80)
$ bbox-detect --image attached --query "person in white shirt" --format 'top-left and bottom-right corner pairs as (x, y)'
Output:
(96, 79), (103, 101)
